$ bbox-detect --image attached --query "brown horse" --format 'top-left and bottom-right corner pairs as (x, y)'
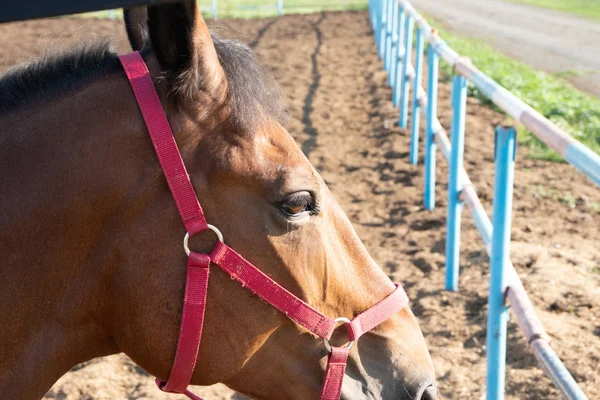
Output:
(0, 2), (436, 399)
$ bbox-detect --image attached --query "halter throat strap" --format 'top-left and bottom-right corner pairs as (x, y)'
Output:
(118, 51), (409, 400)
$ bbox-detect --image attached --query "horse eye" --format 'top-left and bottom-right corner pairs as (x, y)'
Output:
(279, 192), (315, 217)
(282, 204), (306, 215)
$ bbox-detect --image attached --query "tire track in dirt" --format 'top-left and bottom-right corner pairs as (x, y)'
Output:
(249, 17), (278, 48)
(300, 12), (326, 159)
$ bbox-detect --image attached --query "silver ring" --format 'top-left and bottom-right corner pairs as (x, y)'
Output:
(183, 224), (224, 256)
(323, 317), (355, 352)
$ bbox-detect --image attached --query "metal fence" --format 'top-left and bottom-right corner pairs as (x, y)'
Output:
(368, 0), (597, 399)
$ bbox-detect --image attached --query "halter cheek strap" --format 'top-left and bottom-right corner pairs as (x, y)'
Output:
(119, 51), (409, 400)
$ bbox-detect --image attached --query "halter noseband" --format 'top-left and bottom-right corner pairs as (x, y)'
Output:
(119, 51), (409, 400)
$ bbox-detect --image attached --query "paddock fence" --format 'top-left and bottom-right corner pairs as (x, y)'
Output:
(368, 0), (598, 399)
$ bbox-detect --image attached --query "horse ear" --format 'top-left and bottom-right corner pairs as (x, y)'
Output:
(146, 0), (225, 96)
(123, 7), (147, 51)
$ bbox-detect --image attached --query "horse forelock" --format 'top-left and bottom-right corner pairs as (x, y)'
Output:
(212, 35), (288, 131)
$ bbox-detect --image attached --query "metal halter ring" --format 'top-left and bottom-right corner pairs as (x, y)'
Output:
(323, 317), (355, 352)
(183, 224), (224, 256)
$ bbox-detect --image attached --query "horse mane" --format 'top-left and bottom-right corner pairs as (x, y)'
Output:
(0, 40), (120, 114)
(0, 34), (287, 129)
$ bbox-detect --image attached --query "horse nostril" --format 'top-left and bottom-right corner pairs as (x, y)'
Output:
(400, 382), (436, 400)
(421, 384), (437, 400)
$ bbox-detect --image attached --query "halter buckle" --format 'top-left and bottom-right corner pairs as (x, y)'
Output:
(183, 224), (224, 256)
(323, 317), (355, 352)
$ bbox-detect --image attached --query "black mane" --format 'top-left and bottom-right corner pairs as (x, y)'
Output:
(0, 35), (287, 128)
(0, 40), (120, 114)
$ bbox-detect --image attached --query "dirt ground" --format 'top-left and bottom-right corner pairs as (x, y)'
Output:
(1, 10), (598, 400)
(410, 0), (600, 97)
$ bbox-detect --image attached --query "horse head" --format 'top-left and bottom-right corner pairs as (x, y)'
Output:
(0, 2), (436, 399)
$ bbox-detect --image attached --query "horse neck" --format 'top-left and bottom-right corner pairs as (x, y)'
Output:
(0, 74), (160, 398)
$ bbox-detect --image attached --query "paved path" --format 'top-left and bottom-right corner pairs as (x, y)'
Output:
(410, 0), (600, 97)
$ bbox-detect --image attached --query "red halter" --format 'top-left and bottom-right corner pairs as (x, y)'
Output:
(119, 51), (409, 400)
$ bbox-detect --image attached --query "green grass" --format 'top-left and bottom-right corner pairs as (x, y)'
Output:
(508, 0), (600, 21)
(79, 0), (368, 19)
(433, 26), (600, 161)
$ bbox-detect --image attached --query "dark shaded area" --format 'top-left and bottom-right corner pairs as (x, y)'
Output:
(0, 0), (180, 23)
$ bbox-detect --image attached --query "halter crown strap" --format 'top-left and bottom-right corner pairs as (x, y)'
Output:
(119, 51), (410, 400)
(118, 52), (208, 236)
(119, 52), (211, 397)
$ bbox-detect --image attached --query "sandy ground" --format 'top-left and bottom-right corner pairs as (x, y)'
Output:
(0, 10), (598, 400)
(410, 0), (600, 97)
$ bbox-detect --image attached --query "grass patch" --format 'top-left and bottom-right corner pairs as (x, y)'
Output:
(433, 25), (600, 162)
(508, 0), (600, 22)
(529, 184), (600, 214)
(78, 0), (367, 19)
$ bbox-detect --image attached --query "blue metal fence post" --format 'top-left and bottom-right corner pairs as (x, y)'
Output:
(211, 0), (218, 19)
(375, 0), (383, 49)
(445, 75), (467, 291)
(383, 0), (394, 72)
(378, 0), (388, 59)
(392, 6), (405, 106)
(277, 0), (283, 15)
(409, 27), (424, 165)
(424, 44), (438, 210)
(398, 14), (413, 128)
(373, 0), (380, 31)
(373, 0), (378, 28)
(387, 0), (398, 85)
(372, 0), (376, 40)
(487, 126), (516, 400)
